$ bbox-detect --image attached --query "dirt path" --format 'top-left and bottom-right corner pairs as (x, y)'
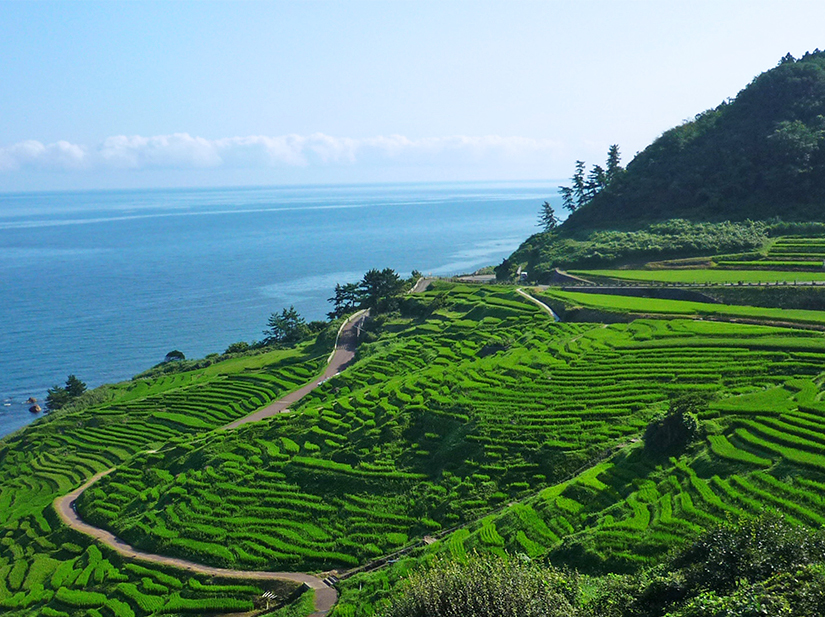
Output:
(223, 310), (367, 430)
(53, 311), (372, 616)
(411, 277), (435, 293)
(516, 287), (560, 321)
(54, 472), (337, 615)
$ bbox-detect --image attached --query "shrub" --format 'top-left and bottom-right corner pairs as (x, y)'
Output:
(644, 395), (705, 455)
(672, 514), (825, 594)
(378, 552), (577, 617)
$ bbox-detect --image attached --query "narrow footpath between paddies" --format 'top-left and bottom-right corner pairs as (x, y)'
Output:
(53, 309), (370, 617)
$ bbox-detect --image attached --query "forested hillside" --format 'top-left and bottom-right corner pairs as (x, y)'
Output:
(505, 51), (825, 280)
(569, 50), (825, 227)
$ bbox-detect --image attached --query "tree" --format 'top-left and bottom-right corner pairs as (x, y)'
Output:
(605, 144), (623, 184)
(263, 306), (309, 346)
(64, 374), (86, 398)
(644, 394), (704, 455)
(45, 385), (71, 411)
(164, 350), (185, 362)
(538, 201), (560, 231)
(45, 374), (87, 411)
(557, 146), (623, 216)
(572, 160), (587, 210)
(558, 185), (576, 213)
(224, 341), (249, 354)
(585, 164), (607, 201)
(360, 268), (404, 312)
(327, 282), (363, 319)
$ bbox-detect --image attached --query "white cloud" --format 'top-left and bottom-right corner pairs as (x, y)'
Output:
(0, 132), (562, 173)
(0, 139), (87, 171)
(99, 133), (222, 169)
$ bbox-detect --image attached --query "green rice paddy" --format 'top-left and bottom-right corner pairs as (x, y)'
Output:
(571, 269), (825, 284)
(542, 289), (825, 326)
(6, 243), (825, 616)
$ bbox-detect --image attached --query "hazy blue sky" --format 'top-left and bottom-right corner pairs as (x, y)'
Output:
(2, 1), (824, 191)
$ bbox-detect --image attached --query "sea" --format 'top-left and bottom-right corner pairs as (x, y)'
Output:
(0, 181), (558, 438)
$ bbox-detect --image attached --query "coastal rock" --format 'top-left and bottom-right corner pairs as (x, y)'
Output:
(29, 404), (42, 413)
(26, 396), (37, 404)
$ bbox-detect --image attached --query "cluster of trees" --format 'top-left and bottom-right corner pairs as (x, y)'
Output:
(45, 374), (86, 411)
(558, 145), (623, 214)
(261, 268), (413, 348)
(327, 267), (412, 318)
(563, 51), (825, 229)
(537, 145), (623, 233)
(262, 305), (318, 347)
(509, 219), (768, 282)
(643, 393), (705, 455)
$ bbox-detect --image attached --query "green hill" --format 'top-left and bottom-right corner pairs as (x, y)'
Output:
(507, 51), (825, 280)
(8, 278), (825, 615)
(569, 50), (825, 228)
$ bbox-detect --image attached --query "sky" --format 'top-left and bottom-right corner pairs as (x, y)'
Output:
(1, 0), (825, 192)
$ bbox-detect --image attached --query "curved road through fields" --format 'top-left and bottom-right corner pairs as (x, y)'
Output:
(54, 310), (370, 617)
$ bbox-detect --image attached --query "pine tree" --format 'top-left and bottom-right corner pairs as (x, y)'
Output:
(605, 144), (623, 185)
(558, 186), (576, 213)
(572, 160), (587, 209)
(538, 201), (559, 231)
(263, 306), (309, 346)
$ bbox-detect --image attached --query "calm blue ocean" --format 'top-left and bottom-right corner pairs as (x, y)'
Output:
(0, 181), (556, 437)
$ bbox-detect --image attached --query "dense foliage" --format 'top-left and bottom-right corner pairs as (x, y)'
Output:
(45, 375), (87, 411)
(379, 553), (576, 617)
(509, 219), (767, 280)
(564, 51), (825, 228)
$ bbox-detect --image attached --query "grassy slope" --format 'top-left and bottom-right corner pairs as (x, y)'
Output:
(571, 269), (825, 284)
(77, 286), (623, 571)
(334, 315), (825, 614)
(0, 340), (330, 616)
(7, 272), (825, 616)
(542, 289), (825, 326)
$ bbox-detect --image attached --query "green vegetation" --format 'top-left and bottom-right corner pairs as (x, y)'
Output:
(565, 51), (825, 228)
(264, 305), (311, 347)
(46, 375), (87, 411)
(572, 268), (825, 284)
(378, 552), (575, 617)
(541, 288), (825, 326)
(8, 274), (825, 615)
(506, 51), (825, 279)
(328, 268), (411, 318)
(509, 219), (768, 280)
(12, 48), (825, 617)
(0, 337), (329, 615)
(373, 518), (825, 617)
(557, 145), (625, 215)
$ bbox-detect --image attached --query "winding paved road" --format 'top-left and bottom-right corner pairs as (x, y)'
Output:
(53, 310), (370, 616)
(54, 472), (338, 615)
(516, 288), (560, 321)
(223, 310), (367, 430)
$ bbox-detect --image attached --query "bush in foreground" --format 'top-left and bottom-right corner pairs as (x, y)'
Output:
(378, 552), (577, 617)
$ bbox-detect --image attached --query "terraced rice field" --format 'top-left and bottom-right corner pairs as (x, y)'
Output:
(7, 282), (825, 616)
(421, 327), (825, 575)
(717, 236), (825, 269)
(77, 287), (825, 582)
(0, 344), (325, 615)
(541, 289), (825, 326)
(571, 268), (825, 285)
